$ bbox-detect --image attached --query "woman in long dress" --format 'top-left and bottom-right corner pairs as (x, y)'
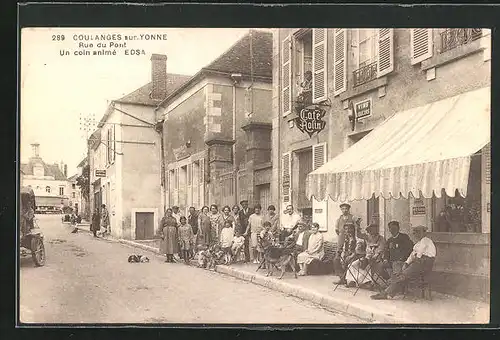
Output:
(197, 206), (211, 247)
(159, 208), (179, 263)
(209, 204), (223, 245)
(297, 223), (325, 276)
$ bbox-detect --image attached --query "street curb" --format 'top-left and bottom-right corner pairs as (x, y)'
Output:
(214, 265), (401, 323)
(90, 235), (402, 323)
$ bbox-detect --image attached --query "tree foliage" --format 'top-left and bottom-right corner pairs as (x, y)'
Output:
(76, 164), (90, 201)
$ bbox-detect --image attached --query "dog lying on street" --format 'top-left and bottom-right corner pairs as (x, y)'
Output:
(257, 238), (297, 279)
(128, 254), (150, 263)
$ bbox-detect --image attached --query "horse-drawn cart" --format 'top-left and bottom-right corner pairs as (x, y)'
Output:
(20, 186), (46, 266)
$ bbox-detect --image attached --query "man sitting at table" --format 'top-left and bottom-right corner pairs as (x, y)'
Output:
(371, 225), (436, 300)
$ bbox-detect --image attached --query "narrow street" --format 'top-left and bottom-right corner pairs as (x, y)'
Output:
(20, 215), (365, 324)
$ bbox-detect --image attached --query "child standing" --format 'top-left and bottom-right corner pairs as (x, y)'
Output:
(220, 220), (234, 264)
(178, 216), (194, 264)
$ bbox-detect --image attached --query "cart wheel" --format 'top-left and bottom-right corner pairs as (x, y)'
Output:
(31, 237), (46, 267)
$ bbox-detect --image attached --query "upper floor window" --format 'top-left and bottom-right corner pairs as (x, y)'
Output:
(352, 29), (394, 88)
(46, 186), (51, 193)
(72, 183), (76, 189)
(72, 192), (76, 198)
(59, 187), (64, 196)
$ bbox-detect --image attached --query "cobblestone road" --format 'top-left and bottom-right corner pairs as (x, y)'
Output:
(20, 215), (365, 324)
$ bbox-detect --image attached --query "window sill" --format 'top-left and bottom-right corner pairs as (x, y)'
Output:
(338, 76), (388, 101)
(421, 39), (484, 71)
(428, 232), (490, 245)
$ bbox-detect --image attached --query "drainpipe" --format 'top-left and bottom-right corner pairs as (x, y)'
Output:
(230, 73), (242, 206)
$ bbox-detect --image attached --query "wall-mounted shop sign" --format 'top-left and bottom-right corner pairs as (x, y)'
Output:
(95, 169), (106, 177)
(294, 107), (327, 138)
(354, 98), (372, 120)
(173, 145), (189, 161)
(412, 206), (426, 216)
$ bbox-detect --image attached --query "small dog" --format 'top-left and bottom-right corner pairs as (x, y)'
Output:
(128, 254), (150, 263)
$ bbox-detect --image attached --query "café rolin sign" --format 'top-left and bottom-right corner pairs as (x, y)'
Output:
(294, 107), (327, 138)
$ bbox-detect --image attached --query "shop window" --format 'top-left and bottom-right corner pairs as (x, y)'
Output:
(431, 153), (482, 233)
(367, 195), (380, 226)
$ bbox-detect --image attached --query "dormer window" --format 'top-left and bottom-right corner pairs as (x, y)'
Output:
(33, 164), (44, 177)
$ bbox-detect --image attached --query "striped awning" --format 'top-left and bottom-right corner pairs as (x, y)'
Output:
(307, 87), (490, 202)
(35, 196), (64, 207)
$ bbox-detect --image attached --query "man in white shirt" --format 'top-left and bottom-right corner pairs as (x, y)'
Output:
(371, 225), (436, 300)
(281, 205), (302, 235)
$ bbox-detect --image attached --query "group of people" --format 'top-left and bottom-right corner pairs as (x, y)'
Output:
(90, 204), (110, 238)
(157, 201), (283, 265)
(332, 203), (437, 300)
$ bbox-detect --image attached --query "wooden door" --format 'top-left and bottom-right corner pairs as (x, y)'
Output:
(136, 212), (154, 240)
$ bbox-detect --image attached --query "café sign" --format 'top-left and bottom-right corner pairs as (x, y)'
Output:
(354, 98), (372, 120)
(294, 107), (327, 138)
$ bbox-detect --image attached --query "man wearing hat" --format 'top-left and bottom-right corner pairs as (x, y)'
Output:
(371, 225), (436, 300)
(344, 223), (385, 288)
(335, 203), (362, 254)
(382, 221), (414, 277)
(238, 200), (253, 262)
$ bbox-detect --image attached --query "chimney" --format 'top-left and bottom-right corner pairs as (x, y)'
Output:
(150, 54), (167, 100)
(31, 143), (40, 158)
(64, 164), (68, 178)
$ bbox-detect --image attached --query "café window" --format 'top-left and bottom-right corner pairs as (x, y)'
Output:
(431, 152), (482, 233)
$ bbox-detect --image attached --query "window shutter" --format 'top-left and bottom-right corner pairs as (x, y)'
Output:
(281, 35), (292, 117)
(174, 168), (179, 206)
(312, 143), (328, 231)
(199, 159), (205, 207)
(187, 164), (192, 210)
(484, 143), (491, 185)
(410, 29), (433, 65)
(377, 28), (394, 77)
(282, 152), (292, 210)
(333, 29), (347, 96)
(312, 28), (328, 102)
(112, 125), (116, 163)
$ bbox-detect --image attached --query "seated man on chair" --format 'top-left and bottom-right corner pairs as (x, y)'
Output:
(381, 221), (414, 277)
(345, 224), (385, 289)
(333, 223), (365, 285)
(371, 225), (436, 300)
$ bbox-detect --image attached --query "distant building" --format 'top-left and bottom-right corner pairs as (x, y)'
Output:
(21, 143), (71, 213)
(156, 30), (273, 214)
(88, 54), (190, 239)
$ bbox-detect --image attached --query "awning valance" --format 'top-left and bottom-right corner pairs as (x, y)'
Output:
(307, 87), (490, 202)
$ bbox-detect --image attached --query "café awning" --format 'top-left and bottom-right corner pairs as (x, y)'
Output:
(36, 196), (64, 207)
(307, 87), (490, 202)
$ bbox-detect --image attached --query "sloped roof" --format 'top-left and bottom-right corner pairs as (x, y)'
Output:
(158, 30), (272, 108)
(21, 159), (67, 181)
(204, 30), (272, 78)
(115, 73), (191, 106)
(68, 173), (79, 181)
(77, 157), (88, 168)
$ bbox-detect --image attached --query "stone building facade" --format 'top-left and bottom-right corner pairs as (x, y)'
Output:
(156, 30), (273, 215)
(272, 28), (491, 301)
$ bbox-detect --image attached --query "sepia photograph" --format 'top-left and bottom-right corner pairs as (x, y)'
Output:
(18, 26), (491, 325)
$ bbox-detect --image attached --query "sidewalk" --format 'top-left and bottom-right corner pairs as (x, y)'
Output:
(74, 224), (489, 324)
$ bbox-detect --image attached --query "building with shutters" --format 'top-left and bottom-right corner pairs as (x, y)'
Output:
(21, 143), (72, 213)
(88, 54), (190, 240)
(155, 30), (273, 215)
(272, 28), (491, 301)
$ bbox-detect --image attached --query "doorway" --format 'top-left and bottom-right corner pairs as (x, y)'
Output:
(135, 212), (154, 240)
(256, 183), (271, 210)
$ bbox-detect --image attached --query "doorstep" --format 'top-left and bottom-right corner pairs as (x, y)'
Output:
(213, 263), (490, 324)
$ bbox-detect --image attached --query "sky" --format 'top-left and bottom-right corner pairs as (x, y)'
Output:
(21, 27), (259, 176)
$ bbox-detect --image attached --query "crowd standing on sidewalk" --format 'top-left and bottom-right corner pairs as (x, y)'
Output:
(134, 199), (439, 301)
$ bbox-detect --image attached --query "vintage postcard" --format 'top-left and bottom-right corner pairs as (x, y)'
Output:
(19, 26), (491, 325)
